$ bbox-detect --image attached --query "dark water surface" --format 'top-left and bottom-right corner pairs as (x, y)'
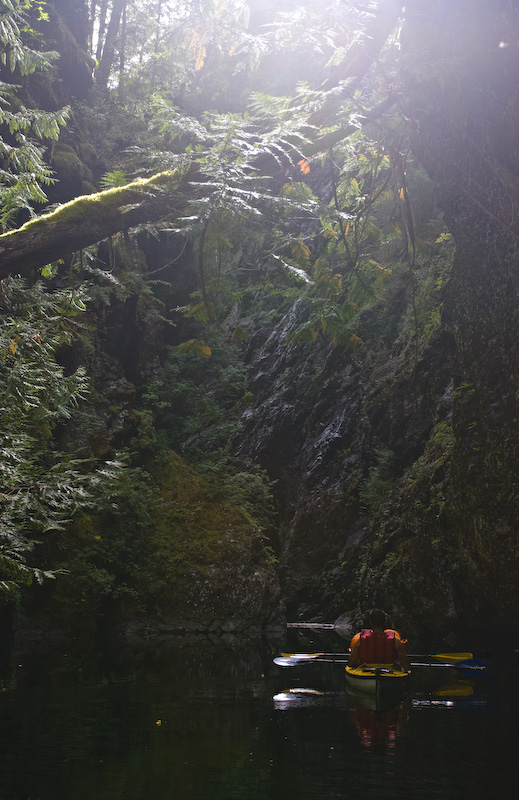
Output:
(0, 633), (517, 800)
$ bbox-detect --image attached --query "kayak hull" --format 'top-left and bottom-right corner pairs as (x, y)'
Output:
(345, 664), (410, 692)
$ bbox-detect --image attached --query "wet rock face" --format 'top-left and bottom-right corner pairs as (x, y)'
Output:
(238, 288), (455, 624)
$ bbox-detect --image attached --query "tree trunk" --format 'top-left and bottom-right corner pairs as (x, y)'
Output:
(150, 0), (163, 89)
(94, 0), (109, 62)
(155, 0), (163, 53)
(119, 0), (126, 93)
(0, 171), (188, 280)
(307, 0), (403, 127)
(95, 0), (125, 90)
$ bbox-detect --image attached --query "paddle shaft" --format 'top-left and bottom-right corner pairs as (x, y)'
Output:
(281, 651), (472, 661)
(273, 655), (487, 672)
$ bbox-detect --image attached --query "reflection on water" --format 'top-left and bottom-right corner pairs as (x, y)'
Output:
(0, 634), (518, 800)
(348, 694), (410, 752)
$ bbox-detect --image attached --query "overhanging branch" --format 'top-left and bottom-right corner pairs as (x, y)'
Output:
(0, 170), (188, 280)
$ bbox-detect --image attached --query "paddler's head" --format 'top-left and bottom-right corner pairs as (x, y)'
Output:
(368, 608), (387, 631)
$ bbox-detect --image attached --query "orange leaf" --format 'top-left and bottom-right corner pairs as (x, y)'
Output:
(195, 45), (206, 71)
(298, 158), (311, 175)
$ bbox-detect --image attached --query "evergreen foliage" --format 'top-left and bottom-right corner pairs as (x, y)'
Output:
(0, 277), (110, 593)
(0, 0), (69, 228)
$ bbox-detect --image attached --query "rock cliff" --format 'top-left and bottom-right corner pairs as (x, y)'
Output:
(238, 0), (519, 647)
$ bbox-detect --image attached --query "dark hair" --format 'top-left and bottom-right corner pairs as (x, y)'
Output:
(368, 608), (387, 628)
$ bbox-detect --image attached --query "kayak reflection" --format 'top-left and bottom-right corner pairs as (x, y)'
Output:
(273, 675), (487, 755)
(347, 692), (410, 752)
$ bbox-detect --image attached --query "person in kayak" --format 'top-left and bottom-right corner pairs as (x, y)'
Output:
(348, 609), (410, 671)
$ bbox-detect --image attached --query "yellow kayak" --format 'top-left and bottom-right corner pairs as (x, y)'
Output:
(345, 664), (410, 692)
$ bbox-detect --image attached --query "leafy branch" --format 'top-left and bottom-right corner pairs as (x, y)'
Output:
(0, 277), (126, 594)
(0, 0), (69, 229)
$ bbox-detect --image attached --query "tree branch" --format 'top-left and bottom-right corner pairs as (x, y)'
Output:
(0, 170), (188, 280)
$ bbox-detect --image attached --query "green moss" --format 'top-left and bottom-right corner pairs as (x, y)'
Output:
(0, 170), (182, 236)
(359, 448), (395, 512)
(136, 451), (274, 618)
(51, 143), (81, 166)
(145, 456), (240, 583)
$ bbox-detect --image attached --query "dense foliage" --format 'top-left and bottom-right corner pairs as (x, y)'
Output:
(0, 1), (406, 598)
(5, 0), (514, 643)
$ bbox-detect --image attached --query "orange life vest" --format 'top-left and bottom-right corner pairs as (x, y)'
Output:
(357, 628), (396, 663)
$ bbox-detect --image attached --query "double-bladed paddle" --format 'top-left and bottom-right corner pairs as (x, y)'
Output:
(278, 650), (472, 662)
(273, 651), (489, 673)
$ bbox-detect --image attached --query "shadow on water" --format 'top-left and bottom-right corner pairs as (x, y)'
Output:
(1, 628), (518, 800)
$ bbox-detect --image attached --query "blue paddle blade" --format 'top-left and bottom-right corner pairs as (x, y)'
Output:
(455, 658), (493, 676)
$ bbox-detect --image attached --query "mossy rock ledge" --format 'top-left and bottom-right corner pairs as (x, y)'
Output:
(127, 453), (283, 639)
(12, 451), (284, 645)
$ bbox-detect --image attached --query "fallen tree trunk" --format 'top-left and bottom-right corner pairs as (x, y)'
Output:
(0, 170), (187, 281)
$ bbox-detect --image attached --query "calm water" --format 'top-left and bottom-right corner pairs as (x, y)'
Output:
(0, 633), (517, 800)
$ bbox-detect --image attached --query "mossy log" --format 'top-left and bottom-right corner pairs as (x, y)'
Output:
(0, 170), (188, 280)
